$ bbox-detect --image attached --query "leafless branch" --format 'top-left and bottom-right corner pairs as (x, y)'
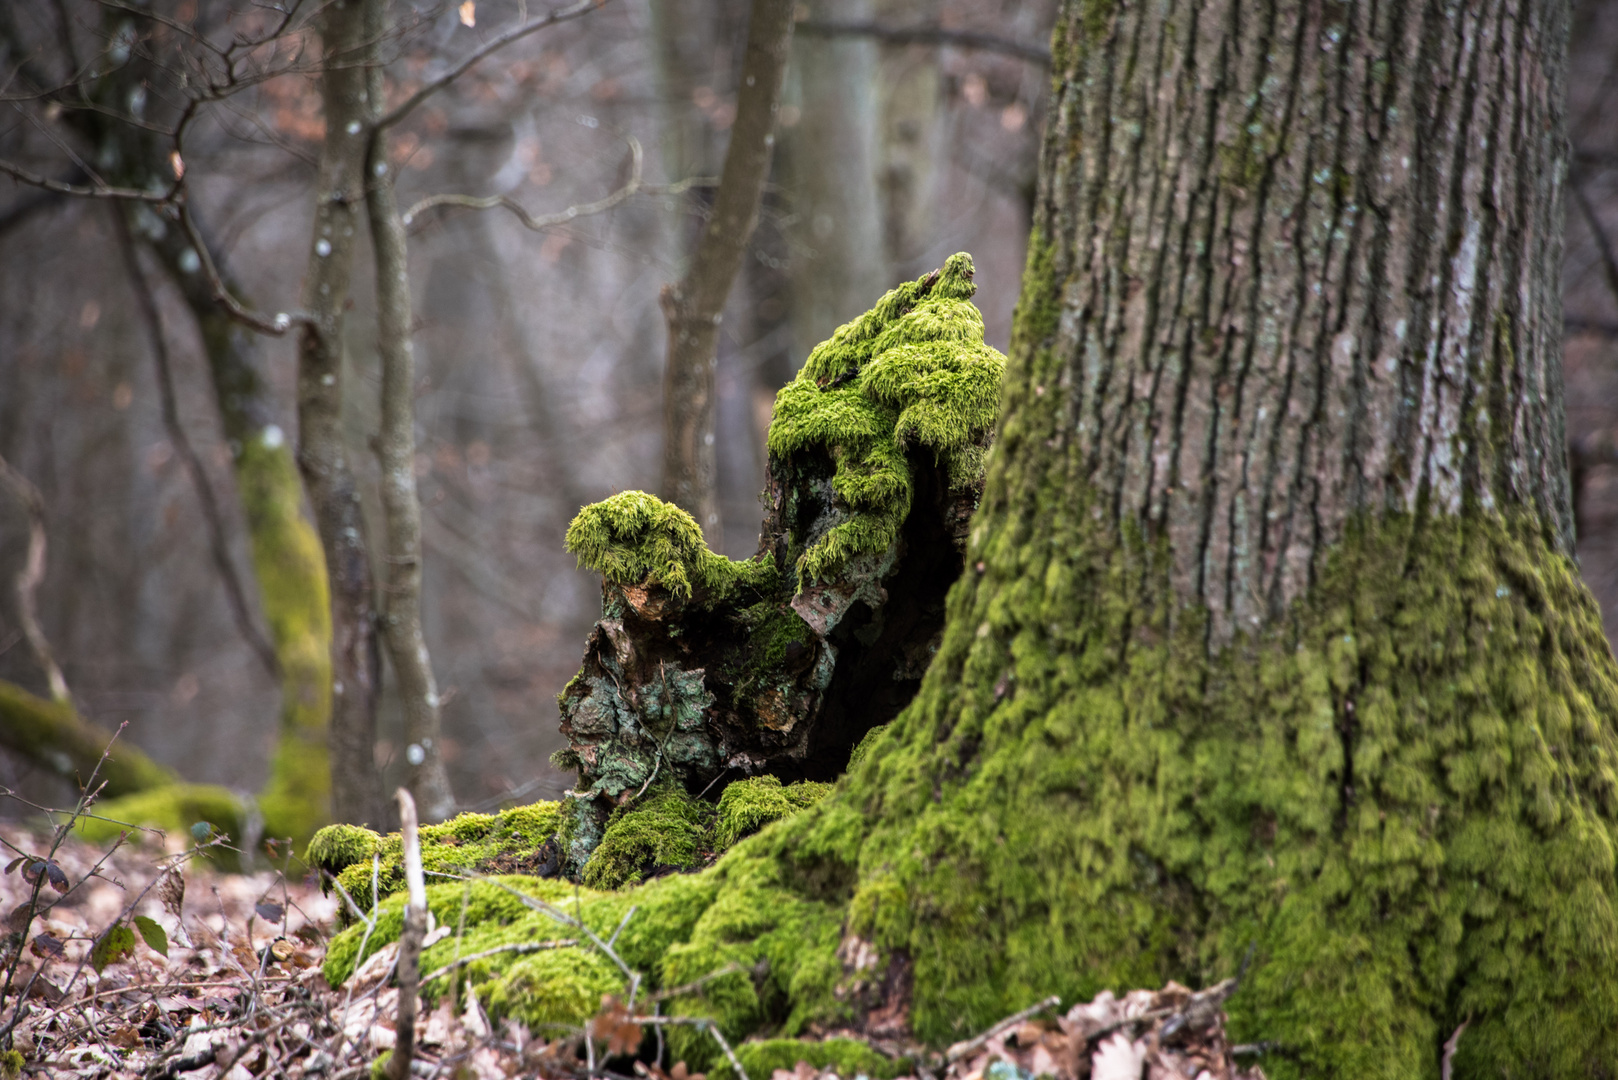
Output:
(0, 154), (172, 201)
(0, 455), (70, 704)
(403, 132), (642, 230)
(378, 0), (611, 130)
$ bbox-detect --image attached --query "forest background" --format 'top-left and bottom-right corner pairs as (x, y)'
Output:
(0, 0), (1616, 831)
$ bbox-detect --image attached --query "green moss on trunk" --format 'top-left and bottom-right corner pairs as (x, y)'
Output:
(806, 508), (1618, 1076)
(236, 436), (333, 850)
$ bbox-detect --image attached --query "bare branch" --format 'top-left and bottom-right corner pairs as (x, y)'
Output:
(377, 0), (611, 129)
(402, 132), (643, 230)
(175, 196), (309, 335)
(0, 456), (70, 704)
(0, 154), (172, 201)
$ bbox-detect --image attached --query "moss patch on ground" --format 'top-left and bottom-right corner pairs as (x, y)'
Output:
(720, 1037), (906, 1080)
(566, 491), (777, 604)
(77, 783), (249, 870)
(312, 802), (564, 915)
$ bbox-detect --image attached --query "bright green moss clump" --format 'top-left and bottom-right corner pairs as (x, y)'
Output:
(323, 802), (564, 915)
(715, 776), (832, 849)
(565, 491), (776, 602)
(767, 252), (1004, 586)
(583, 786), (715, 890)
(306, 822), (383, 877)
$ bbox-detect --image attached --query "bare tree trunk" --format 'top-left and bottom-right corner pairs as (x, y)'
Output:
(781, 0), (888, 362)
(659, 0), (796, 535)
(364, 0), (456, 825)
(299, 0), (384, 828)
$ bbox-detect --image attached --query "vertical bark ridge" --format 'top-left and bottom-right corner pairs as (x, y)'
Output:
(1030, 0), (1572, 645)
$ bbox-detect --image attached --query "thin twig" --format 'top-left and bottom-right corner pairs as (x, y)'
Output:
(0, 155), (171, 201)
(378, 0), (611, 129)
(944, 995), (1062, 1063)
(403, 132), (643, 230)
(0, 453), (69, 703)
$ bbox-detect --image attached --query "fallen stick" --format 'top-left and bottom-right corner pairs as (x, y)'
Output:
(945, 995), (1061, 1063)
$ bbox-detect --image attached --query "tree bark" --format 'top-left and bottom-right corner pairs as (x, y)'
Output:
(364, 0), (457, 825)
(598, 0), (1618, 1072)
(659, 0), (795, 536)
(299, 0), (385, 829)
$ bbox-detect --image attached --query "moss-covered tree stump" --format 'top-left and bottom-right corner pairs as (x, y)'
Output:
(552, 253), (1004, 875)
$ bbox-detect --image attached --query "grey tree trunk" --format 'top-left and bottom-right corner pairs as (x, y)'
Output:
(364, 0), (457, 826)
(298, 0), (385, 829)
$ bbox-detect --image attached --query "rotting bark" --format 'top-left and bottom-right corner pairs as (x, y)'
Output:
(298, 0), (385, 829)
(557, 253), (1002, 874)
(659, 0), (796, 538)
(364, 0), (457, 826)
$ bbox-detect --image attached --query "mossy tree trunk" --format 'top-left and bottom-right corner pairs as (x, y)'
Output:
(740, 0), (1615, 1073)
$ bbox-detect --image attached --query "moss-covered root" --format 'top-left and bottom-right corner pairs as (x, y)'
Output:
(715, 777), (832, 849)
(566, 491), (777, 604)
(583, 786), (715, 890)
(767, 252), (1005, 587)
(827, 511), (1618, 1076)
(315, 802), (564, 915)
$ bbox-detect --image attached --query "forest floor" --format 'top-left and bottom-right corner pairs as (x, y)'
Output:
(1, 826), (1261, 1080)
